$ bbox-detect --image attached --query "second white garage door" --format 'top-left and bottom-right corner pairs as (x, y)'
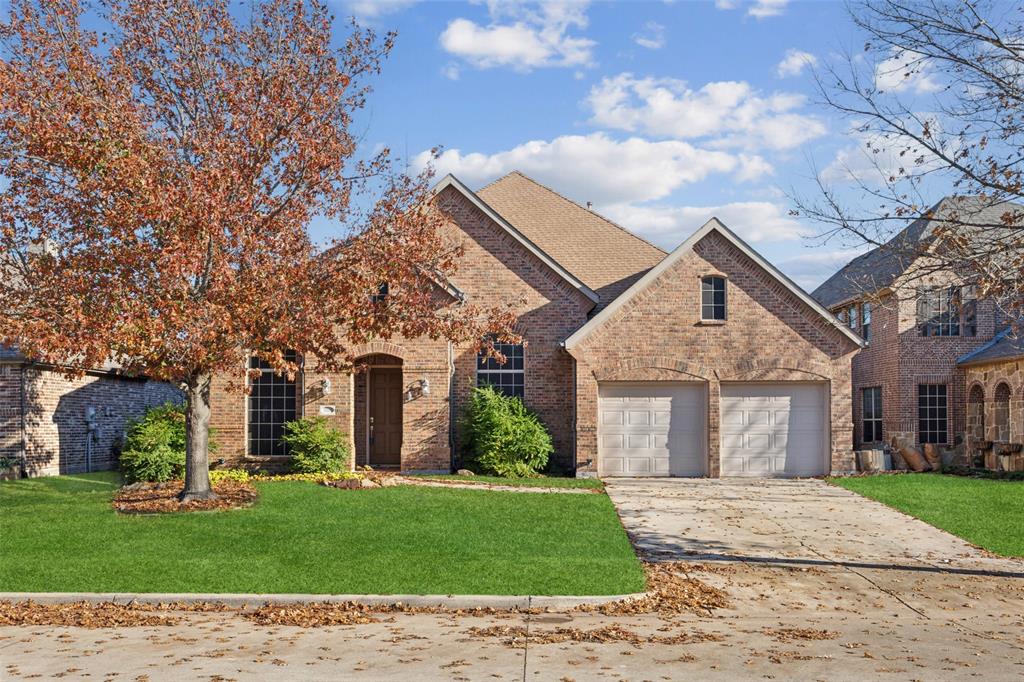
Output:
(720, 383), (828, 478)
(598, 382), (705, 477)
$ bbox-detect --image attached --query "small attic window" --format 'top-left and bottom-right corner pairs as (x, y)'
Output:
(701, 276), (726, 321)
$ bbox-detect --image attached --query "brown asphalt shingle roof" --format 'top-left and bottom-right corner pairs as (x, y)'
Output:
(477, 171), (666, 311)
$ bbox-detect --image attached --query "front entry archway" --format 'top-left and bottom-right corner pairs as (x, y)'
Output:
(355, 354), (403, 468)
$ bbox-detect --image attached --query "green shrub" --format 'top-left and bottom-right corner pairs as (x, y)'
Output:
(282, 417), (351, 475)
(118, 403), (218, 483)
(460, 385), (553, 478)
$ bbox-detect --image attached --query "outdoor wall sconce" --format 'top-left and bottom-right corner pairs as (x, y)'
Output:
(320, 378), (331, 395)
(405, 378), (430, 401)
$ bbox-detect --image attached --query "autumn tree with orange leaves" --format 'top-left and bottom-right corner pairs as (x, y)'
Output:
(0, 0), (515, 500)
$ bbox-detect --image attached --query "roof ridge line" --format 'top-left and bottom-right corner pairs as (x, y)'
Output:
(485, 171), (669, 256)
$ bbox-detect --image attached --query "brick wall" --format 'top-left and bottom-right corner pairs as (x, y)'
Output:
(847, 276), (998, 449)
(13, 366), (183, 476)
(569, 230), (859, 476)
(0, 365), (23, 465)
(207, 186), (593, 473)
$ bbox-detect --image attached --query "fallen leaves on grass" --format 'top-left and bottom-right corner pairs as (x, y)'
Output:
(113, 480), (257, 514)
(764, 627), (839, 643)
(466, 623), (723, 648)
(0, 601), (180, 627)
(577, 562), (728, 616)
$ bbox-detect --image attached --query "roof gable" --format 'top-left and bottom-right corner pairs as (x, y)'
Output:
(476, 171), (665, 309)
(565, 218), (866, 350)
(430, 174), (599, 305)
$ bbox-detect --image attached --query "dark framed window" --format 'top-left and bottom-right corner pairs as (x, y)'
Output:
(371, 282), (389, 303)
(701, 276), (726, 320)
(477, 341), (524, 399)
(248, 351), (301, 457)
(917, 286), (977, 337)
(861, 302), (872, 342)
(918, 384), (948, 444)
(862, 387), (883, 443)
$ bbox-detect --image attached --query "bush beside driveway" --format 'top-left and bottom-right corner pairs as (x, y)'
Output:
(0, 473), (644, 596)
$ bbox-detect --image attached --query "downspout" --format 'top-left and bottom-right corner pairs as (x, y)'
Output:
(19, 363), (27, 477)
(561, 341), (578, 477)
(447, 340), (456, 472)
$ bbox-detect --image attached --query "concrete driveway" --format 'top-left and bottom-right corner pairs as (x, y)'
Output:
(3, 479), (1023, 681)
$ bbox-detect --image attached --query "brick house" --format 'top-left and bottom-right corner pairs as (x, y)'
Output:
(958, 326), (1024, 468)
(812, 197), (1017, 454)
(0, 347), (183, 476)
(210, 171), (863, 478)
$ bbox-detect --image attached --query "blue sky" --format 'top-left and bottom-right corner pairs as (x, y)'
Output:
(331, 0), (900, 290)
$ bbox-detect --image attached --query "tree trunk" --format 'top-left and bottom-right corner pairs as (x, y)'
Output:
(180, 373), (217, 502)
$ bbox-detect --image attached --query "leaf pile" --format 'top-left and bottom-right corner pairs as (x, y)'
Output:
(0, 601), (181, 627)
(764, 627), (839, 643)
(577, 562), (729, 616)
(466, 623), (724, 648)
(113, 480), (257, 514)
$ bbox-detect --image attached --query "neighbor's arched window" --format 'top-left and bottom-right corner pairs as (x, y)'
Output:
(701, 276), (726, 321)
(994, 382), (1011, 442)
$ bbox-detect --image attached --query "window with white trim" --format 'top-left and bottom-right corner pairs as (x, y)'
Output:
(861, 302), (872, 341)
(847, 304), (858, 330)
(701, 276), (726, 320)
(477, 341), (524, 399)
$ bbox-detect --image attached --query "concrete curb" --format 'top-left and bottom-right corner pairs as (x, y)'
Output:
(0, 591), (648, 610)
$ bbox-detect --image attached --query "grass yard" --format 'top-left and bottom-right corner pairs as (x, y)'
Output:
(0, 473), (643, 596)
(831, 473), (1024, 557)
(411, 474), (604, 490)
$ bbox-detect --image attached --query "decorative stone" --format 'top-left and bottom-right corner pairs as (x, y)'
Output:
(456, 469), (475, 476)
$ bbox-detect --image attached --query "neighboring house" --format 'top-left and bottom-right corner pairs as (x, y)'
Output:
(812, 197), (1017, 454)
(209, 171), (863, 478)
(0, 347), (183, 476)
(958, 326), (1024, 467)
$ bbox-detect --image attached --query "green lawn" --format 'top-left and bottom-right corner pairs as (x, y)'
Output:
(0, 473), (643, 596)
(411, 474), (604, 490)
(831, 473), (1024, 557)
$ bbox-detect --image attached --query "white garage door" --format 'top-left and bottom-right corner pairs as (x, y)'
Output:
(720, 383), (828, 478)
(598, 383), (705, 477)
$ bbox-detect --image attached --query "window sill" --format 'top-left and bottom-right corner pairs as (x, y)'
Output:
(697, 319), (727, 326)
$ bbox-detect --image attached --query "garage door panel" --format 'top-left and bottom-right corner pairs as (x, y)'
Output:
(720, 383), (827, 478)
(598, 382), (705, 477)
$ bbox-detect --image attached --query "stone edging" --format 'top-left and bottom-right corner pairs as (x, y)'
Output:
(0, 591), (647, 610)
(400, 477), (601, 494)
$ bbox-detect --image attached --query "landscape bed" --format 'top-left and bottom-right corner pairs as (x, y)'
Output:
(831, 473), (1024, 557)
(0, 473), (644, 596)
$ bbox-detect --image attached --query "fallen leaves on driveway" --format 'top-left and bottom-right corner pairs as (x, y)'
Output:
(577, 562), (729, 616)
(763, 627), (839, 642)
(465, 623), (724, 648)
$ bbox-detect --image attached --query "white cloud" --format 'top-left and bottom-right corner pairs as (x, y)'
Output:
(341, 0), (419, 19)
(585, 73), (826, 151)
(441, 63), (460, 80)
(439, 1), (595, 72)
(599, 201), (810, 249)
(632, 21), (665, 50)
(821, 125), (951, 184)
(776, 49), (817, 78)
(874, 49), (943, 94)
(413, 133), (754, 205)
(748, 0), (789, 19)
(778, 248), (873, 289)
(715, 0), (789, 19)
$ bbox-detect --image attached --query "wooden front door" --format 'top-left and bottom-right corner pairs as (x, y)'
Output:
(369, 367), (403, 466)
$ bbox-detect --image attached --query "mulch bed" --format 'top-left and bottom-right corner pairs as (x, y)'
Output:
(112, 480), (258, 514)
